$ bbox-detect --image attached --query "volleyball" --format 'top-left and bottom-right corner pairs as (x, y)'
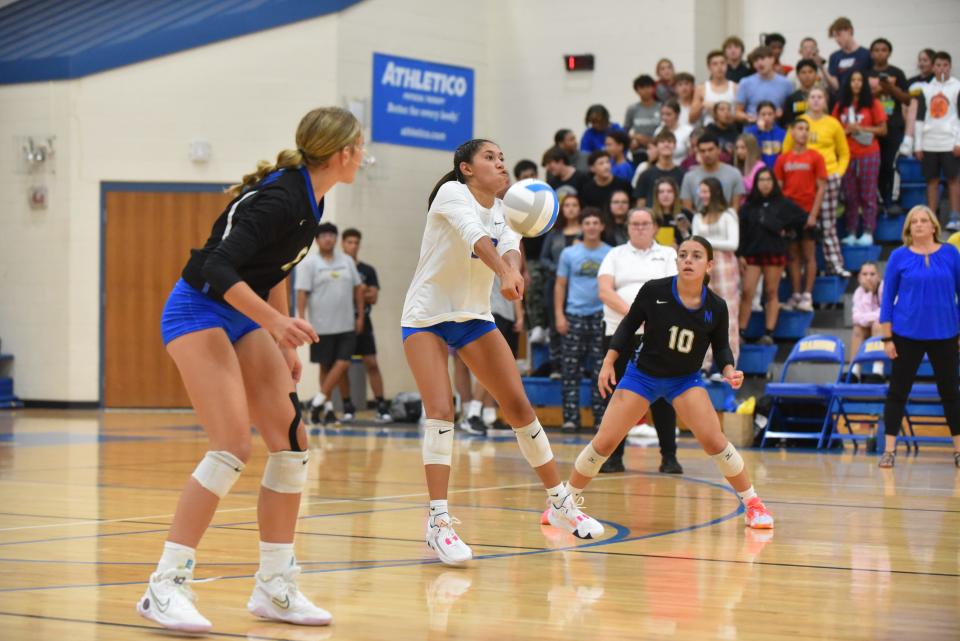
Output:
(502, 179), (559, 237)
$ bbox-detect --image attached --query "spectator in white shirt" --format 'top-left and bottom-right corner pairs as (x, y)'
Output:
(595, 207), (682, 475)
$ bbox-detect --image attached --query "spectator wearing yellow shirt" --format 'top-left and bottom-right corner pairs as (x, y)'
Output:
(947, 231), (960, 250)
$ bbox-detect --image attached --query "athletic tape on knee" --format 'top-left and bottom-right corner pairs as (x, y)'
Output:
(262, 450), (309, 494)
(711, 441), (744, 477)
(288, 392), (303, 452)
(514, 420), (553, 468)
(192, 451), (245, 498)
(574, 443), (608, 478)
(422, 419), (454, 466)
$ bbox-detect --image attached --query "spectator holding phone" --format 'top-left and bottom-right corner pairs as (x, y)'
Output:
(866, 38), (910, 212)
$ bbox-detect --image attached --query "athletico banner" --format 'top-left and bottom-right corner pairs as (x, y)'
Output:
(371, 52), (474, 151)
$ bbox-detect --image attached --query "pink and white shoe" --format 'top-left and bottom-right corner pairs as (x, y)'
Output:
(546, 493), (604, 539)
(744, 497), (774, 529)
(426, 514), (472, 567)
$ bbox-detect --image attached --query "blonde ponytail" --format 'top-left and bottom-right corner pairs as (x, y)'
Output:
(229, 107), (361, 196)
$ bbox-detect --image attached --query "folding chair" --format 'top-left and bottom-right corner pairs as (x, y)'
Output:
(826, 337), (890, 451)
(760, 334), (845, 448)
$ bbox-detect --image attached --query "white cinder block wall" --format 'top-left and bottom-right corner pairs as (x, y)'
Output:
(295, 0), (494, 402)
(1, 0), (957, 402)
(0, 82), (73, 400)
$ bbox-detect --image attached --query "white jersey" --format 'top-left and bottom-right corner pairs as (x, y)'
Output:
(597, 241), (678, 336)
(402, 181), (522, 327)
(915, 76), (960, 153)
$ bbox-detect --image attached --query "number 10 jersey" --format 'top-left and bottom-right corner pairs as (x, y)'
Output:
(608, 276), (735, 378)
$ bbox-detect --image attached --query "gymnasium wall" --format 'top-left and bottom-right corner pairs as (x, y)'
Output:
(0, 16), (340, 402)
(1, 0), (958, 403)
(486, 0), (699, 171)
(0, 81), (73, 400)
(737, 0), (960, 73)
(296, 0), (494, 402)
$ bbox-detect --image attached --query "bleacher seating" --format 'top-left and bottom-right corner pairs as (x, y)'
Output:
(778, 275), (847, 305)
(522, 376), (595, 408)
(738, 344), (777, 376)
(743, 309), (814, 340)
(896, 156), (933, 210)
(814, 244), (882, 273)
(875, 213), (905, 243)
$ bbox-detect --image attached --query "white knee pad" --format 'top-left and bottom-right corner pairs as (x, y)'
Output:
(422, 419), (454, 466)
(574, 443), (608, 479)
(262, 450), (309, 494)
(711, 441), (744, 477)
(514, 420), (554, 468)
(192, 451), (245, 498)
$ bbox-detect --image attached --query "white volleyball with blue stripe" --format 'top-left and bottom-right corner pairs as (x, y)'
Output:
(502, 179), (559, 237)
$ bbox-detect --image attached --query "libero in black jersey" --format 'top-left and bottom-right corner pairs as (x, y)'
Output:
(141, 107), (364, 634)
(609, 275), (736, 378)
(182, 166), (323, 303)
(562, 236), (775, 532)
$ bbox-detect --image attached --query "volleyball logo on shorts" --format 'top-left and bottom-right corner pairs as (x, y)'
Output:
(502, 179), (559, 238)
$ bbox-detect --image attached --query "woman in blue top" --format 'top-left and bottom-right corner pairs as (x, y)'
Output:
(879, 205), (960, 468)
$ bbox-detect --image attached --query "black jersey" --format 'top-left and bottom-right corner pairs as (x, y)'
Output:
(356, 261), (379, 330)
(182, 167), (324, 303)
(609, 276), (735, 377)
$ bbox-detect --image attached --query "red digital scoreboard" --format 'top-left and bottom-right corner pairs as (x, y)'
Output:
(565, 54), (594, 71)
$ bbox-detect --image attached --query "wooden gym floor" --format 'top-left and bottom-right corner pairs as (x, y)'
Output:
(0, 409), (957, 640)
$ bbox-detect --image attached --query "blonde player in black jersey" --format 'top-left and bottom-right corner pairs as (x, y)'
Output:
(137, 108), (364, 632)
(562, 236), (774, 530)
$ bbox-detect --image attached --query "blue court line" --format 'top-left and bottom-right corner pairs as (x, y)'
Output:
(0, 513), (630, 593)
(0, 475), (747, 593)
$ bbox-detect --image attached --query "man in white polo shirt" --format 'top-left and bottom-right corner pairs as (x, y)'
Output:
(596, 208), (683, 474)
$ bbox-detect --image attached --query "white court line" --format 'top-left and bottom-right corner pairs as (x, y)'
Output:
(0, 477), (636, 534)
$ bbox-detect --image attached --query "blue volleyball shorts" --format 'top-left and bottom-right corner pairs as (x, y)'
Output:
(617, 361), (704, 403)
(401, 319), (497, 350)
(160, 278), (260, 345)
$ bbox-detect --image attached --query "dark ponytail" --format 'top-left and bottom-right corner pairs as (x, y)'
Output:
(428, 138), (496, 209)
(688, 235), (715, 286)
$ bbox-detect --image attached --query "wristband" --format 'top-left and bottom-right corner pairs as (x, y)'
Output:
(881, 337), (893, 343)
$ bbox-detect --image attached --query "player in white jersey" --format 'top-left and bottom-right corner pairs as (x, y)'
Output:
(402, 139), (604, 566)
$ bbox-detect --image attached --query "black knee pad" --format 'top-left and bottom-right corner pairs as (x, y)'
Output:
(288, 392), (304, 452)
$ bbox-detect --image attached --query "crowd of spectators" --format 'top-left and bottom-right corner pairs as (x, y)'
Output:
(515, 16), (960, 450)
